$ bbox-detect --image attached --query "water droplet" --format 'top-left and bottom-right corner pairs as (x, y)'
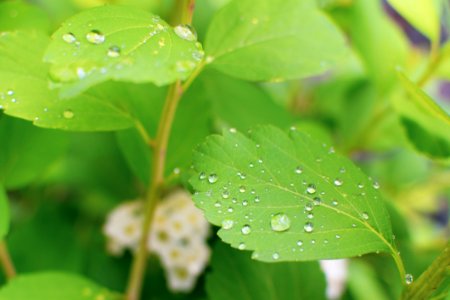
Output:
(242, 200), (248, 206)
(222, 219), (234, 230)
(222, 190), (230, 199)
(305, 203), (314, 212)
(332, 200), (339, 206)
(405, 274), (413, 285)
(208, 173), (218, 184)
(76, 67), (86, 79)
(361, 212), (369, 220)
(297, 240), (303, 246)
(306, 184), (316, 194)
(238, 242), (246, 250)
(227, 207), (234, 213)
(373, 181), (380, 189)
(313, 197), (321, 206)
(192, 49), (205, 61)
(86, 30), (105, 44)
(307, 213), (314, 219)
(357, 183), (364, 189)
(199, 172), (206, 180)
(335, 234), (341, 239)
(334, 178), (343, 186)
(249, 162), (254, 168)
(295, 166), (303, 174)
(63, 109), (74, 119)
(214, 201), (221, 208)
(339, 167), (346, 173)
(173, 24), (197, 41)
(241, 225), (251, 235)
(270, 213), (291, 232)
(239, 186), (246, 193)
(107, 45), (121, 57)
(62, 32), (76, 44)
(254, 196), (260, 203)
(272, 252), (280, 260)
(311, 239), (316, 244)
(304, 222), (314, 233)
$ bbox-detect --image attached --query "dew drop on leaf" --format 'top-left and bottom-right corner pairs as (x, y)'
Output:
(222, 190), (230, 199)
(361, 212), (369, 220)
(313, 197), (321, 206)
(214, 201), (221, 208)
(239, 186), (246, 193)
(199, 172), (206, 180)
(173, 24), (197, 41)
(208, 173), (218, 184)
(373, 181), (380, 189)
(295, 166), (303, 174)
(303, 222), (314, 233)
(107, 45), (121, 58)
(241, 224), (251, 235)
(332, 200), (339, 206)
(306, 184), (316, 194)
(62, 32), (76, 44)
(222, 219), (234, 230)
(238, 242), (246, 250)
(63, 109), (74, 119)
(305, 203), (314, 212)
(297, 240), (303, 246)
(405, 274), (413, 285)
(272, 252), (280, 260)
(333, 178), (343, 186)
(270, 213), (291, 232)
(86, 30), (105, 44)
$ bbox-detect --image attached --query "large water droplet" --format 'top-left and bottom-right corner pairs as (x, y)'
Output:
(63, 109), (74, 119)
(304, 222), (314, 233)
(270, 213), (291, 232)
(86, 30), (105, 44)
(306, 184), (316, 194)
(107, 45), (121, 58)
(241, 225), (251, 235)
(405, 274), (413, 285)
(62, 32), (76, 44)
(174, 24), (197, 41)
(208, 173), (218, 184)
(222, 219), (234, 230)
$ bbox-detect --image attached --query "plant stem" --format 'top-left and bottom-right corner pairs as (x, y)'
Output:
(125, 2), (197, 299)
(401, 244), (450, 300)
(0, 241), (16, 281)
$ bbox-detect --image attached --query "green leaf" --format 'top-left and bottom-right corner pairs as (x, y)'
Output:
(206, 242), (327, 300)
(0, 30), (161, 131)
(204, 0), (347, 81)
(0, 185), (9, 240)
(387, 0), (442, 42)
(0, 272), (121, 300)
(0, 116), (68, 189)
(0, 1), (50, 32)
(191, 126), (396, 262)
(394, 72), (450, 159)
(44, 5), (203, 98)
(348, 261), (390, 300)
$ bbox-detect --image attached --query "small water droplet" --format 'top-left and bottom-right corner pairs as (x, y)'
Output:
(238, 242), (246, 250)
(271, 213), (291, 232)
(311, 239), (316, 244)
(62, 32), (76, 44)
(332, 200), (339, 206)
(335, 234), (341, 239)
(361, 212), (369, 220)
(306, 184), (316, 194)
(107, 45), (121, 57)
(174, 24), (197, 41)
(208, 173), (218, 184)
(199, 172), (206, 180)
(313, 197), (321, 206)
(214, 201), (221, 208)
(357, 183), (364, 189)
(305, 203), (314, 212)
(63, 109), (74, 119)
(339, 167), (346, 173)
(297, 240), (303, 246)
(241, 225), (251, 235)
(304, 222), (314, 233)
(227, 207), (234, 213)
(373, 182), (380, 189)
(334, 178), (343, 186)
(222, 219), (234, 230)
(86, 30), (105, 44)
(249, 162), (254, 168)
(405, 274), (413, 285)
(295, 166), (303, 174)
(272, 252), (280, 260)
(222, 190), (230, 199)
(239, 186), (246, 193)
(254, 196), (260, 203)
(242, 200), (248, 206)
(307, 213), (314, 219)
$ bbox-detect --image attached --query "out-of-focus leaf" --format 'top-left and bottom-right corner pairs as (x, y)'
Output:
(44, 5), (203, 98)
(348, 261), (390, 300)
(204, 0), (347, 81)
(0, 116), (68, 189)
(0, 185), (9, 240)
(206, 242), (327, 300)
(0, 1), (50, 32)
(0, 272), (122, 300)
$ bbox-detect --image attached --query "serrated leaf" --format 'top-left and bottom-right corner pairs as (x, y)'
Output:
(191, 126), (396, 262)
(206, 242), (327, 300)
(0, 1), (50, 32)
(387, 0), (441, 42)
(0, 30), (160, 131)
(204, 0), (347, 82)
(0, 272), (121, 300)
(0, 116), (68, 189)
(0, 185), (9, 240)
(394, 72), (450, 158)
(44, 5), (203, 98)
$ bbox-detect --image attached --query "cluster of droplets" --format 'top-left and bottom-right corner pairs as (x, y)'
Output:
(103, 189), (210, 292)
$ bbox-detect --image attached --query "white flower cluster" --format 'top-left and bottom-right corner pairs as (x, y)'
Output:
(103, 189), (210, 292)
